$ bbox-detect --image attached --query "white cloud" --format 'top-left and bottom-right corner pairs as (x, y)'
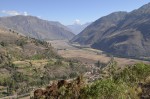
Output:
(74, 19), (81, 25)
(23, 11), (28, 16)
(1, 10), (29, 16)
(2, 10), (20, 15)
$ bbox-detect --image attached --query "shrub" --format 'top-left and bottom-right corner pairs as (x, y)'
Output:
(95, 60), (106, 68)
(0, 42), (7, 47)
(15, 39), (27, 47)
(69, 72), (78, 78)
(30, 54), (43, 60)
(54, 59), (63, 65)
(81, 79), (127, 99)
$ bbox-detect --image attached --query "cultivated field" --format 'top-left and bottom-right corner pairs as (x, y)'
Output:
(48, 40), (149, 66)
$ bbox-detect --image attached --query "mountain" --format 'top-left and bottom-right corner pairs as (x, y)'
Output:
(0, 15), (75, 40)
(67, 22), (91, 35)
(71, 12), (128, 45)
(71, 3), (150, 59)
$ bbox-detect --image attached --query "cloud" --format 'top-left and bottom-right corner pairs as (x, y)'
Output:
(74, 19), (81, 25)
(23, 11), (28, 16)
(1, 10), (29, 16)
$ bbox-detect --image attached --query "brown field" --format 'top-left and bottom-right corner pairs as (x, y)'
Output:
(48, 40), (149, 66)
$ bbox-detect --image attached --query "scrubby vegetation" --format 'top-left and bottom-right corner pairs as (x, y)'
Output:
(33, 62), (150, 99)
(1, 28), (150, 99)
(0, 28), (87, 98)
(0, 50), (87, 98)
(82, 63), (150, 99)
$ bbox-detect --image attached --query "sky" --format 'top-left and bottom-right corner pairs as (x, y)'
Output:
(0, 0), (150, 25)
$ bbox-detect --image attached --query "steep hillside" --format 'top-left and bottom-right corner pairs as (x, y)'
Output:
(71, 12), (127, 45)
(0, 27), (59, 61)
(0, 27), (86, 98)
(0, 15), (75, 40)
(72, 3), (150, 59)
(92, 3), (150, 58)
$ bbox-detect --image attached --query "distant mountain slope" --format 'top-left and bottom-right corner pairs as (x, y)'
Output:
(71, 3), (150, 58)
(67, 22), (91, 35)
(0, 15), (75, 40)
(71, 12), (127, 45)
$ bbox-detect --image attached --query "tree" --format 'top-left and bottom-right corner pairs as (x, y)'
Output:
(95, 60), (101, 68)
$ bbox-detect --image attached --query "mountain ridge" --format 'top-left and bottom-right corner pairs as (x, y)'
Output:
(71, 11), (127, 45)
(0, 15), (75, 40)
(71, 3), (150, 59)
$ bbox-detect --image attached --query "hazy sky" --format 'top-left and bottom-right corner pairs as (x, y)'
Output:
(0, 0), (150, 25)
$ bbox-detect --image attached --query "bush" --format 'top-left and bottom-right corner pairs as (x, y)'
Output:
(12, 72), (28, 82)
(54, 59), (63, 65)
(81, 79), (127, 99)
(0, 42), (7, 47)
(95, 60), (106, 68)
(69, 72), (78, 78)
(113, 63), (150, 84)
(30, 54), (43, 60)
(80, 63), (150, 99)
(15, 39), (27, 47)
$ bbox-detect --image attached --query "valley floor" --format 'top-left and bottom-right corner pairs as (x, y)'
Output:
(48, 40), (149, 66)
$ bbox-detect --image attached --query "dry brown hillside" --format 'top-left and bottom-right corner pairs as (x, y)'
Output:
(0, 27), (59, 61)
